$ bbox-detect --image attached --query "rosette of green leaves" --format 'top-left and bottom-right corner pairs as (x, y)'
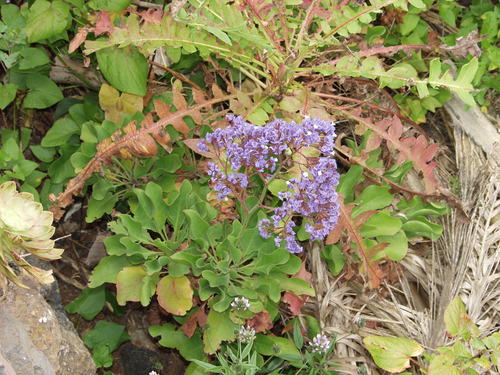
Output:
(0, 181), (62, 287)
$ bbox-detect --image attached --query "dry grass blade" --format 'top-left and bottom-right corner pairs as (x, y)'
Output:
(312, 114), (499, 373)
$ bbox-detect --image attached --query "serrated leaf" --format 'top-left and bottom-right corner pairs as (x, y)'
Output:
(156, 275), (193, 315)
(363, 336), (423, 373)
(380, 63), (418, 89)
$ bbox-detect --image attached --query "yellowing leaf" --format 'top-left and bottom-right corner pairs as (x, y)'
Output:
(116, 266), (147, 305)
(363, 336), (423, 373)
(156, 275), (193, 315)
(444, 297), (479, 338)
(428, 354), (462, 375)
(99, 83), (143, 124)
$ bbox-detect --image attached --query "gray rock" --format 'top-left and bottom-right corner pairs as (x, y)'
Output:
(0, 276), (96, 375)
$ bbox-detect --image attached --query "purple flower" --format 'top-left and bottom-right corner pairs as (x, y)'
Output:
(201, 115), (340, 253)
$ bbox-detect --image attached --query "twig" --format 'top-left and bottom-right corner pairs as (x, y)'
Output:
(294, 0), (320, 53)
(313, 92), (428, 139)
(52, 267), (86, 290)
(244, 0), (284, 53)
(132, 0), (163, 9)
(148, 59), (204, 92)
(323, 0), (398, 41)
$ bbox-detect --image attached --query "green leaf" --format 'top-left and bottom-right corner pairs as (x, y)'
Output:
(363, 336), (424, 373)
(149, 324), (205, 361)
(96, 47), (148, 96)
(378, 230), (408, 261)
(338, 165), (363, 203)
(366, 26), (386, 44)
(89, 256), (132, 288)
(201, 25), (232, 45)
(41, 117), (80, 147)
(360, 212), (402, 237)
(428, 354), (462, 375)
(0, 83), (17, 109)
(457, 58), (478, 86)
(444, 297), (479, 339)
(352, 185), (394, 217)
(26, 0), (70, 43)
(399, 14), (420, 36)
(280, 278), (315, 297)
(156, 275), (193, 315)
(83, 321), (130, 368)
(65, 286), (106, 320)
(23, 75), (63, 109)
(89, 0), (132, 11)
(203, 310), (238, 354)
(380, 63), (418, 89)
(30, 145), (56, 163)
(322, 245), (346, 275)
(183, 209), (210, 241)
(408, 0), (426, 9)
(402, 218), (443, 240)
(254, 335), (302, 362)
(18, 47), (50, 70)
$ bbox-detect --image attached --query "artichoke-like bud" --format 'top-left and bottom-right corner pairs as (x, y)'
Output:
(0, 181), (63, 288)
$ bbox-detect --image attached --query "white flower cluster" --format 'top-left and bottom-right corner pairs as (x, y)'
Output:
(309, 333), (331, 354)
(238, 326), (256, 344)
(231, 296), (250, 311)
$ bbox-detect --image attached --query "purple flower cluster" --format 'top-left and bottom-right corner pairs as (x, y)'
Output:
(200, 115), (340, 253)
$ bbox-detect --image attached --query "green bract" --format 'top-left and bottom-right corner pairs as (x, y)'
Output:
(0, 181), (62, 287)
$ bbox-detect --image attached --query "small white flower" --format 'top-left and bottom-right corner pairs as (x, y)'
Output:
(309, 333), (331, 354)
(148, 371), (159, 375)
(302, 171), (308, 178)
(238, 326), (256, 343)
(231, 297), (250, 311)
(38, 316), (48, 323)
(317, 170), (323, 176)
(306, 131), (312, 136)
